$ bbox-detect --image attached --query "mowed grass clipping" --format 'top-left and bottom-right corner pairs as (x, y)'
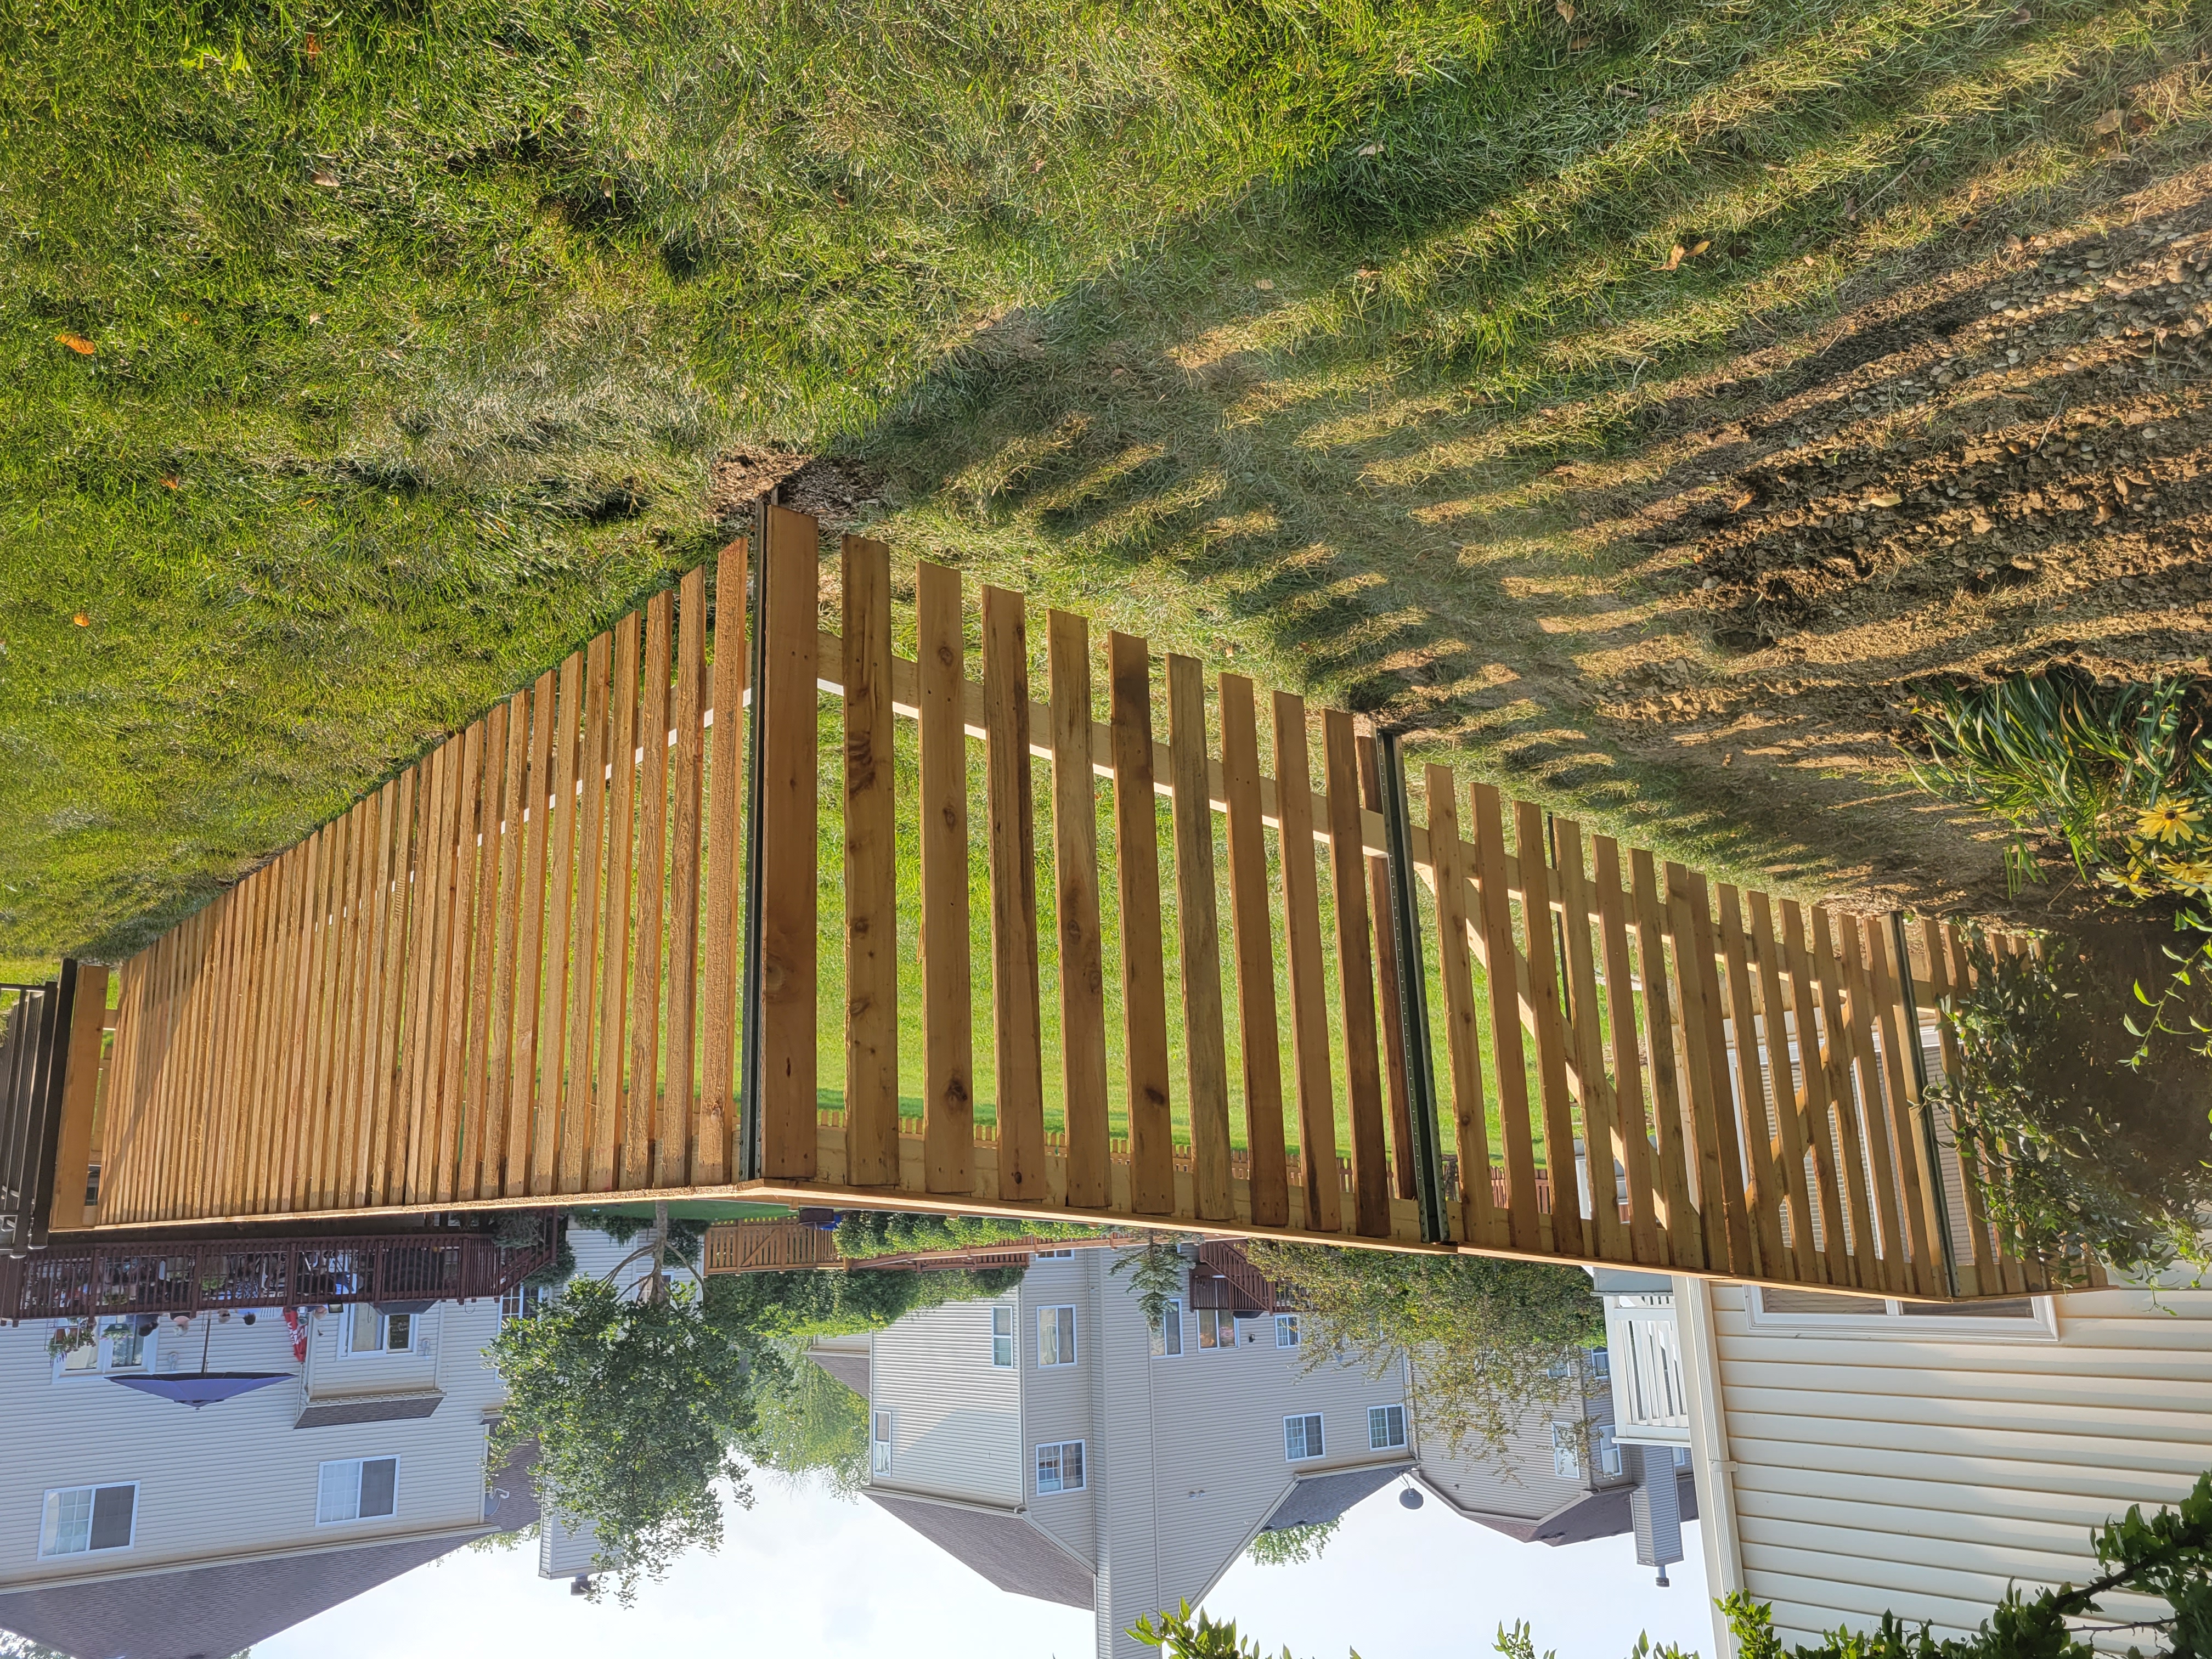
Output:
(5, 0), (2207, 968)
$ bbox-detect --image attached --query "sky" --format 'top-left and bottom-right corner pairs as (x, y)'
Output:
(259, 1471), (1713, 1659)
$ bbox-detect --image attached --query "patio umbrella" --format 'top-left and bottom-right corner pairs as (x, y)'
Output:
(105, 1314), (290, 1409)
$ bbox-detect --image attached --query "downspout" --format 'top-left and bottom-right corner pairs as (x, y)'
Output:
(1674, 1276), (1745, 1657)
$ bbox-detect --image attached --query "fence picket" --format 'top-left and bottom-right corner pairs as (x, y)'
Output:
(1111, 631), (1176, 1216)
(1169, 654), (1234, 1223)
(1324, 713), (1391, 1240)
(917, 562), (975, 1198)
(1272, 695), (1340, 1235)
(843, 541), (899, 1189)
(1049, 608), (1111, 1211)
(1223, 676), (1288, 1229)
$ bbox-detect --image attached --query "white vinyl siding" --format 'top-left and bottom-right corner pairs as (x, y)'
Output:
(315, 1457), (398, 1525)
(865, 1295), (1023, 1509)
(1369, 1404), (1407, 1451)
(1035, 1441), (1086, 1494)
(1284, 1413), (1324, 1462)
(1038, 1305), (1077, 1367)
(40, 1484), (136, 1557)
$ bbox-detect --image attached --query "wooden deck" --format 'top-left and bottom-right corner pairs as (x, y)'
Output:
(70, 509), (2079, 1297)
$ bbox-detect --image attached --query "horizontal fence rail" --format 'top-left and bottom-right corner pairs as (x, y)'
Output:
(82, 510), (2073, 1297)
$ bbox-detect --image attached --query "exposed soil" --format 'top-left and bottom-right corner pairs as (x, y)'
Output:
(1579, 160), (2212, 922)
(707, 450), (889, 541)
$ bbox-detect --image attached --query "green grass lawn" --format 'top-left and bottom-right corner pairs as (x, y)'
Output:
(6, 0), (2205, 977)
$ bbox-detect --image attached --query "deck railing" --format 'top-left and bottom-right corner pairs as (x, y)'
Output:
(79, 508), (2071, 1296)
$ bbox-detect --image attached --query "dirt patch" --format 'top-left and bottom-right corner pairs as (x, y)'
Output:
(707, 450), (889, 542)
(1576, 162), (2212, 922)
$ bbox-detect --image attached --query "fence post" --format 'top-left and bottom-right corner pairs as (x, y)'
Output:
(1375, 732), (1449, 1244)
(736, 497), (772, 1183)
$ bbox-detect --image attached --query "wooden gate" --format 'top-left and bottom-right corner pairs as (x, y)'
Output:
(81, 508), (2071, 1297)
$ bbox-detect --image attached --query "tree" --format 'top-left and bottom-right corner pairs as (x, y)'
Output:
(1240, 1241), (1602, 1461)
(574, 1205), (710, 1268)
(833, 1210), (1111, 1258)
(738, 1339), (871, 1497)
(1128, 1601), (1358, 1659)
(1113, 1235), (1192, 1332)
(1245, 1517), (1339, 1567)
(487, 1207), (755, 1604)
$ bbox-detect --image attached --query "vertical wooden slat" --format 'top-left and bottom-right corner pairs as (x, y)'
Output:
(201, 878), (254, 1213)
(917, 561), (974, 1197)
(1471, 783), (1540, 1254)
(661, 570), (707, 1189)
(1869, 917), (1945, 1297)
(338, 792), (383, 1206)
(1111, 631), (1175, 1216)
(628, 591), (674, 1190)
(697, 541), (747, 1187)
(1516, 801), (1583, 1257)
(329, 804), (373, 1205)
(1631, 850), (1699, 1270)
(1049, 608), (1111, 1210)
(1747, 891), (1820, 1283)
(842, 540), (899, 1189)
(435, 721), (488, 1203)
(1924, 917), (1997, 1291)
(1840, 911), (1911, 1300)
(370, 771), (417, 1206)
(759, 506), (820, 1181)
(983, 585), (1046, 1205)
(1168, 653), (1233, 1223)
(1802, 901), (1877, 1288)
(561, 632), (613, 1194)
(517, 669), (560, 1196)
(1426, 768), (1494, 1249)
(1668, 864), (1745, 1274)
(1593, 838), (1660, 1266)
(290, 827), (337, 1211)
(195, 889), (245, 1214)
(396, 747), (448, 1204)
(485, 692), (529, 1198)
(1272, 694), (1340, 1234)
(459, 702), (509, 1200)
(1776, 897), (1850, 1284)
(1357, 735), (1416, 1203)
(238, 861), (288, 1216)
(1554, 821), (1622, 1260)
(1222, 676), (1288, 1229)
(1324, 712), (1391, 1240)
(1717, 885), (1785, 1279)
(594, 616), (642, 1193)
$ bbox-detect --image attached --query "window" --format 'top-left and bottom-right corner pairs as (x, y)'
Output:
(1550, 1421), (1582, 1480)
(1035, 1441), (1085, 1494)
(872, 1410), (893, 1475)
(1748, 1287), (2056, 1340)
(316, 1458), (398, 1525)
(1367, 1404), (1407, 1451)
(1195, 1307), (1234, 1350)
(500, 1284), (545, 1323)
(342, 1306), (414, 1356)
(1274, 1313), (1301, 1350)
(1595, 1422), (1622, 1479)
(991, 1305), (1014, 1369)
(1590, 1348), (1611, 1381)
(1035, 1249), (1075, 1260)
(40, 1485), (136, 1557)
(53, 1323), (149, 1376)
(1038, 1306), (1077, 1367)
(1152, 1299), (1183, 1358)
(1284, 1413), (1325, 1462)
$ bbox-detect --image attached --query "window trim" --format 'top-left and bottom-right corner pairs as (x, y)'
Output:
(1550, 1420), (1582, 1481)
(315, 1457), (400, 1526)
(991, 1304), (1015, 1369)
(1274, 1313), (1300, 1350)
(1037, 1305), (1078, 1368)
(1368, 1403), (1407, 1451)
(1152, 1297), (1183, 1358)
(1035, 1439), (1086, 1496)
(39, 1482), (138, 1558)
(340, 1306), (417, 1357)
(50, 1322), (151, 1380)
(1746, 1286), (2058, 1341)
(1284, 1413), (1325, 1463)
(872, 1408), (894, 1475)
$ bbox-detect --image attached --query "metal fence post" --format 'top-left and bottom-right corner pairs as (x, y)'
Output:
(1375, 731), (1449, 1244)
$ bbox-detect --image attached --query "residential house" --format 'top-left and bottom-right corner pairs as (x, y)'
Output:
(1601, 1271), (2212, 1655)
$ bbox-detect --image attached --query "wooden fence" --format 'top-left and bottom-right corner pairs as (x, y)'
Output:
(80, 508), (2073, 1297)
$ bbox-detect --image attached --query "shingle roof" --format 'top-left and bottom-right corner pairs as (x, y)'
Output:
(807, 1342), (871, 1397)
(1260, 1463), (1412, 1533)
(866, 1494), (1093, 1609)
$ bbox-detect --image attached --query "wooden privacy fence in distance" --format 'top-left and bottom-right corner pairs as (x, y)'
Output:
(82, 509), (2072, 1298)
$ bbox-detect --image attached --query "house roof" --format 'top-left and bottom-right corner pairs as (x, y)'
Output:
(807, 1341), (871, 1398)
(1259, 1463), (1412, 1533)
(866, 1494), (1093, 1609)
(1412, 1468), (1697, 1547)
(0, 1533), (488, 1659)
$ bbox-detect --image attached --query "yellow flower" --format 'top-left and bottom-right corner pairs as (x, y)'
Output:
(2101, 863), (2158, 900)
(2136, 800), (2204, 845)
(2167, 859), (2212, 890)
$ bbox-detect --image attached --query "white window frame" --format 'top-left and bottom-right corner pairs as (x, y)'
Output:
(50, 1322), (151, 1379)
(340, 1306), (417, 1356)
(500, 1284), (545, 1324)
(1747, 1286), (2058, 1341)
(1368, 1403), (1407, 1451)
(1037, 1306), (1077, 1368)
(1152, 1298), (1183, 1358)
(1550, 1420), (1582, 1480)
(39, 1483), (138, 1558)
(1274, 1313), (1300, 1349)
(315, 1457), (399, 1526)
(1595, 1421), (1622, 1479)
(1284, 1413), (1324, 1463)
(872, 1409), (894, 1475)
(991, 1304), (1015, 1369)
(1194, 1306), (1234, 1351)
(1035, 1440), (1086, 1495)
(1034, 1249), (1075, 1260)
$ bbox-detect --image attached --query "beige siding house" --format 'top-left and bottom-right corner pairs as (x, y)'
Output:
(1616, 1273), (2212, 1655)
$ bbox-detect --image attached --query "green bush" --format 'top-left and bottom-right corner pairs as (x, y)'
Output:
(1926, 936), (2212, 1279)
(831, 1210), (1111, 1259)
